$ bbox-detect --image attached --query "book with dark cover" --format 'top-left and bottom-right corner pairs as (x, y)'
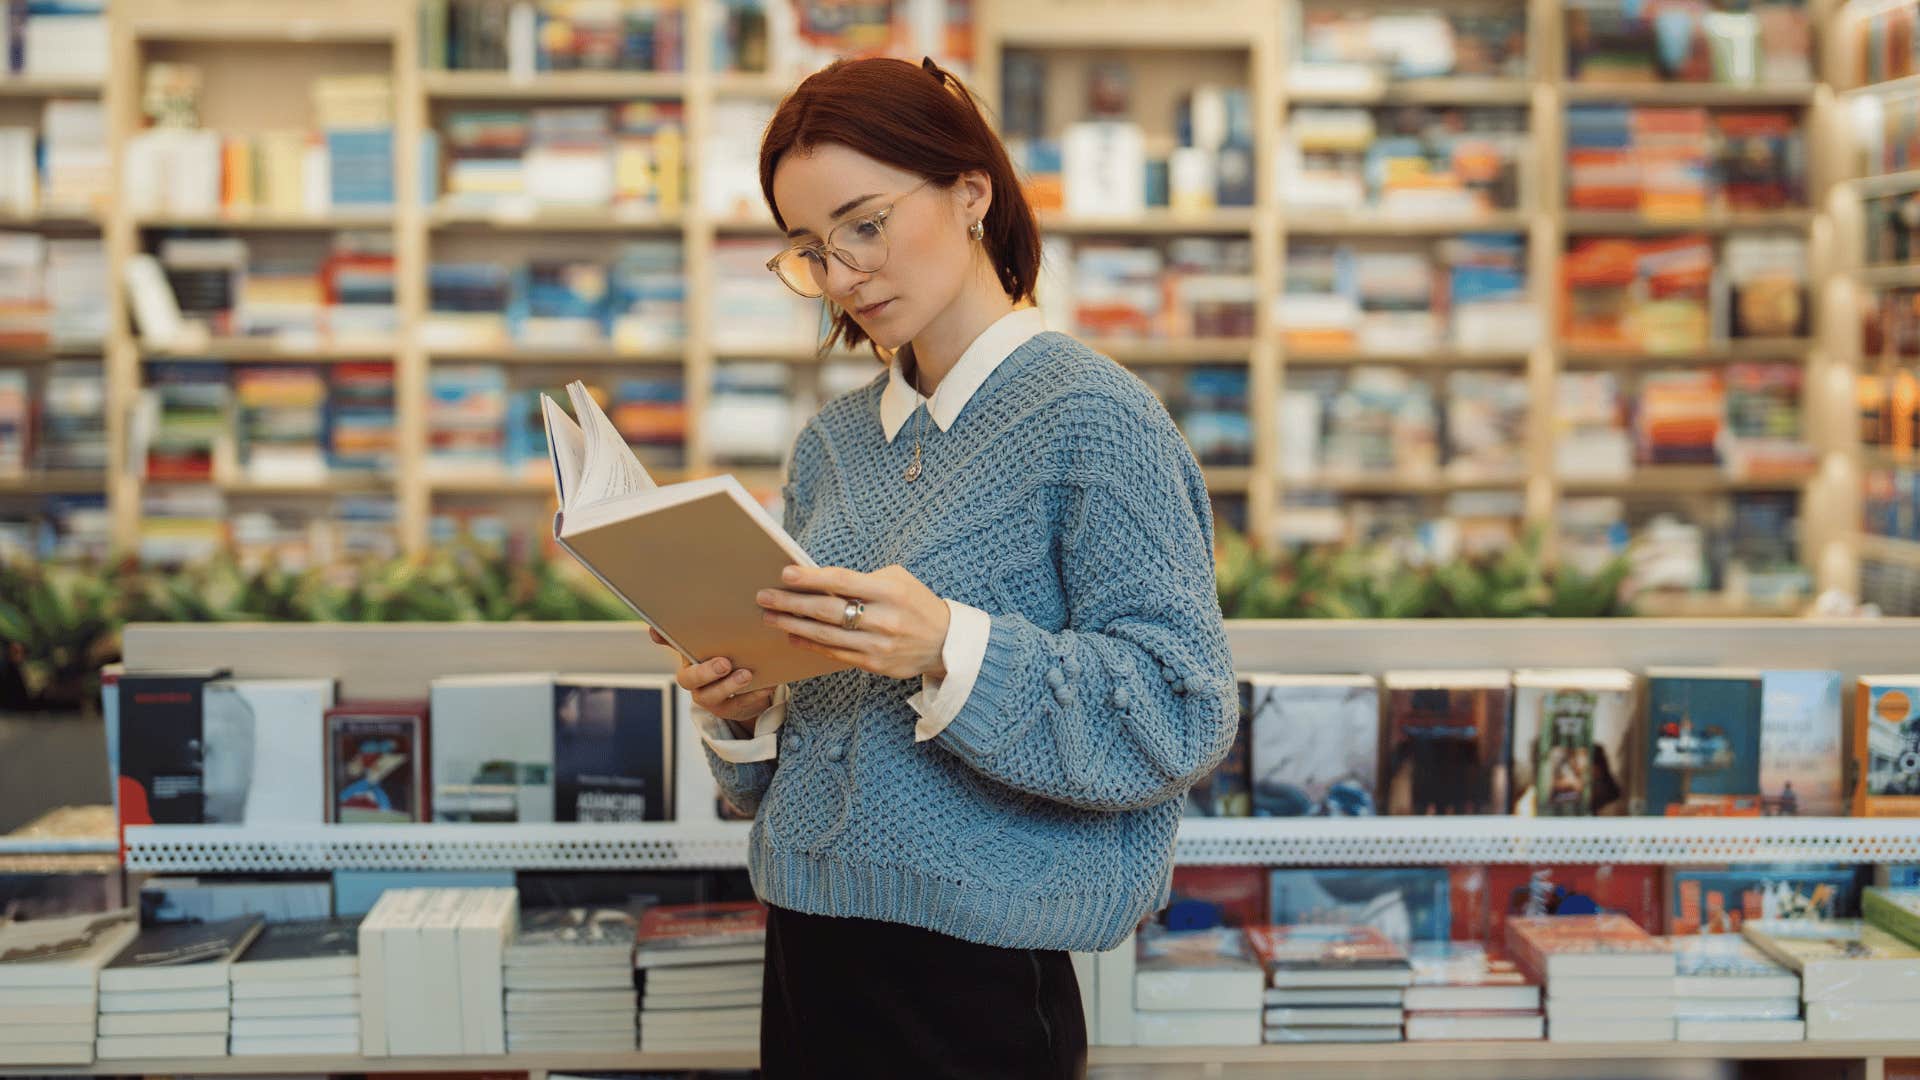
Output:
(325, 701), (430, 824)
(553, 676), (673, 823)
(1666, 865), (1862, 935)
(115, 669), (229, 827)
(109, 914), (265, 968)
(1185, 684), (1251, 817)
(509, 905), (638, 966)
(232, 917), (361, 973)
(1452, 864), (1662, 945)
(1382, 671), (1510, 816)
(1269, 867), (1452, 946)
(1644, 669), (1763, 816)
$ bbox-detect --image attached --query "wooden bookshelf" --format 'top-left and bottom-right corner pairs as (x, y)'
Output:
(1036, 208), (1257, 234)
(1283, 76), (1532, 106)
(1561, 209), (1816, 234)
(419, 69), (687, 100)
(0, 472), (109, 495)
(1560, 81), (1819, 105)
(427, 204), (686, 232)
(0, 76), (102, 97)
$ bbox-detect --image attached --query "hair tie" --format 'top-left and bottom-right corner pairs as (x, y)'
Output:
(921, 56), (947, 83)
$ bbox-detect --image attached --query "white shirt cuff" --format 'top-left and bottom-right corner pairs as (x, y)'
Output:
(694, 683), (788, 764)
(907, 599), (991, 743)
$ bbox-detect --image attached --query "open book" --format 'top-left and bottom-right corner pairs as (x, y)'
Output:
(542, 381), (849, 694)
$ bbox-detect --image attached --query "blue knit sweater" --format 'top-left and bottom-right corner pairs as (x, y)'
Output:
(702, 330), (1238, 953)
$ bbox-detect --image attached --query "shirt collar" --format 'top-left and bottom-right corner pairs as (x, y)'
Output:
(879, 307), (1047, 443)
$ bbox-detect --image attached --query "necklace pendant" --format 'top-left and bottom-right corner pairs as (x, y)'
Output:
(903, 458), (922, 482)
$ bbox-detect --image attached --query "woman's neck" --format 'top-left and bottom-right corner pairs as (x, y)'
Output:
(903, 262), (1016, 398)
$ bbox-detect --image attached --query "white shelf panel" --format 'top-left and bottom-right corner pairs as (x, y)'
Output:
(1175, 817), (1920, 866)
(122, 817), (1920, 873)
(123, 822), (753, 872)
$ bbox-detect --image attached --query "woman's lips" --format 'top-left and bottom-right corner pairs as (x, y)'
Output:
(857, 299), (892, 319)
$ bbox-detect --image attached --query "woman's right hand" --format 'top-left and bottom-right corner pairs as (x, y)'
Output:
(652, 626), (779, 734)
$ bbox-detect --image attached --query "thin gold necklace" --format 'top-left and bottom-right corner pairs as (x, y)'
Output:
(904, 358), (927, 482)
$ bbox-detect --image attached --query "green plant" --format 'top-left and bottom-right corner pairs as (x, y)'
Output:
(0, 558), (128, 710)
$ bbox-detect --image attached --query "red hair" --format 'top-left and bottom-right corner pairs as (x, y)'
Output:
(759, 56), (1043, 357)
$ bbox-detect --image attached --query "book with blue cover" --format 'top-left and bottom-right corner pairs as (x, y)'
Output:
(1269, 867), (1451, 946)
(553, 675), (673, 823)
(1644, 668), (1764, 816)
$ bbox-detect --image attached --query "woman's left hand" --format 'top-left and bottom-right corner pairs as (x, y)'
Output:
(757, 564), (951, 681)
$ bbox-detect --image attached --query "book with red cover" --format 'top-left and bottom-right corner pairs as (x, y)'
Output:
(635, 901), (768, 951)
(1505, 913), (1674, 980)
(1168, 866), (1268, 929)
(1450, 864), (1662, 945)
(1246, 924), (1414, 988)
(1381, 671), (1510, 816)
(323, 700), (430, 824)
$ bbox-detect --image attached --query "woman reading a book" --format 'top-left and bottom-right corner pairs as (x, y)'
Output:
(647, 55), (1236, 1078)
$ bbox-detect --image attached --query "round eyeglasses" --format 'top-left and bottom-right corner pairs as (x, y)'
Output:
(766, 178), (935, 299)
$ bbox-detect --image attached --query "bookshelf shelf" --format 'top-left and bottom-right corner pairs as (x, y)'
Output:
(1851, 169), (1920, 198)
(1284, 212), (1531, 237)
(143, 341), (402, 363)
(0, 76), (102, 97)
(426, 475), (554, 496)
(218, 477), (394, 497)
(117, 816), (1920, 874)
(1559, 339), (1813, 365)
(1861, 533), (1920, 567)
(709, 215), (783, 234)
(126, 17), (397, 43)
(0, 344), (105, 364)
(131, 212), (396, 232)
(1296, 473), (1528, 495)
(1629, 591), (1809, 618)
(1561, 210), (1815, 234)
(1283, 76), (1532, 106)
(1560, 82), (1818, 105)
(1862, 447), (1919, 470)
(427, 205), (685, 233)
(711, 345), (861, 364)
(0, 472), (107, 495)
(1092, 338), (1258, 364)
(1559, 467), (1812, 494)
(1285, 349), (1531, 368)
(1860, 263), (1920, 289)
(419, 70), (687, 100)
(0, 209), (102, 227)
(1036, 208), (1256, 234)
(710, 71), (792, 98)
(426, 346), (687, 365)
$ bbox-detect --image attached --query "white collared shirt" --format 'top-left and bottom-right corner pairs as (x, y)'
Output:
(694, 307), (1047, 763)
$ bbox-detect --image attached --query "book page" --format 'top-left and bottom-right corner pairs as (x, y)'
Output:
(567, 380), (656, 505)
(541, 395), (585, 512)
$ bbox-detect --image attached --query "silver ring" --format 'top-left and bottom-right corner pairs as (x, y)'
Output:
(842, 599), (864, 632)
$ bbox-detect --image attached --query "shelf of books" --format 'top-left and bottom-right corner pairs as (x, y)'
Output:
(1836, 0), (1920, 615)
(0, 0), (1886, 615)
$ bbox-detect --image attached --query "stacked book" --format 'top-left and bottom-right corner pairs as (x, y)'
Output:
(505, 906), (639, 1054)
(1665, 935), (1803, 1042)
(228, 917), (362, 1056)
(97, 914), (266, 1060)
(1507, 914), (1676, 1043)
(0, 910), (140, 1066)
(1247, 925), (1411, 1044)
(634, 902), (767, 1054)
(1745, 896), (1920, 1039)
(357, 887), (517, 1056)
(1132, 925), (1264, 1047)
(1403, 941), (1542, 1041)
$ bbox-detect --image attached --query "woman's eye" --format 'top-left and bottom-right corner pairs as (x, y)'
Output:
(850, 218), (883, 240)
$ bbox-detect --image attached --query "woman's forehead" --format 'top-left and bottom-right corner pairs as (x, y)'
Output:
(774, 146), (915, 232)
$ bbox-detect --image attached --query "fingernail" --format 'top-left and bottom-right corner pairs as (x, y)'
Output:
(756, 590), (773, 604)
(715, 659), (731, 674)
(782, 566), (799, 582)
(735, 670), (752, 683)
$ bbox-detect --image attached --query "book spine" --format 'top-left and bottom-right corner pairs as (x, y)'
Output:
(1865, 889), (1920, 949)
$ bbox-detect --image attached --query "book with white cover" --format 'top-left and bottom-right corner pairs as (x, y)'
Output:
(638, 1004), (758, 1031)
(429, 676), (554, 823)
(1806, 1001), (1920, 1039)
(510, 1032), (640, 1052)
(457, 887), (516, 1054)
(1666, 935), (1800, 999)
(98, 986), (230, 1012)
(2, 1043), (95, 1065)
(1265, 1024), (1405, 1043)
(1264, 1006), (1402, 1026)
(357, 886), (425, 1055)
(1547, 1017), (1675, 1042)
(0, 909), (139, 988)
(1676, 1018), (1805, 1042)
(639, 963), (759, 996)
(200, 677), (335, 824)
(97, 1009), (228, 1036)
(1541, 975), (1676, 999)
(506, 965), (636, 990)
(231, 916), (359, 982)
(231, 1034), (361, 1056)
(1266, 988), (1405, 1007)
(1405, 1011), (1544, 1041)
(542, 381), (846, 694)
(0, 985), (95, 1007)
(1740, 919), (1920, 1001)
(1545, 996), (1674, 1020)
(95, 1032), (229, 1059)
(640, 989), (759, 1010)
(234, 994), (359, 1018)
(1134, 927), (1264, 1012)
(1133, 1009), (1261, 1047)
(506, 1011), (636, 1034)
(1675, 998), (1800, 1020)
(233, 974), (358, 999)
(0, 1002), (95, 1024)
(230, 1015), (358, 1038)
(410, 888), (469, 1055)
(508, 988), (639, 1013)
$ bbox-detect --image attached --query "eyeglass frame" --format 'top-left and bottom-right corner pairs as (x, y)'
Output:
(765, 176), (940, 299)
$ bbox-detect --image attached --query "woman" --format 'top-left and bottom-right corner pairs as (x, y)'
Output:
(647, 54), (1237, 1079)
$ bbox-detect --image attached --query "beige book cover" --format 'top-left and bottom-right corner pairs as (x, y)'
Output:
(542, 381), (848, 694)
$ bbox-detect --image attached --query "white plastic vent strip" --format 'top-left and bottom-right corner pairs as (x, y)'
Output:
(123, 817), (1920, 873)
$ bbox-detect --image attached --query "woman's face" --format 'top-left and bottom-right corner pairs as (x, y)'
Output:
(770, 143), (981, 351)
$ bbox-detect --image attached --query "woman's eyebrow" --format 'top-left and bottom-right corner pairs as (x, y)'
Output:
(785, 192), (882, 238)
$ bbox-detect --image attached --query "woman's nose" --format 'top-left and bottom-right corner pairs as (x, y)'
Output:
(821, 253), (870, 303)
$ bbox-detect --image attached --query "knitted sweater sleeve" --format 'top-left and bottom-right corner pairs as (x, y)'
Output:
(932, 396), (1238, 812)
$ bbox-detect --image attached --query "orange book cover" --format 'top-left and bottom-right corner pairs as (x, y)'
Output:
(1855, 678), (1920, 817)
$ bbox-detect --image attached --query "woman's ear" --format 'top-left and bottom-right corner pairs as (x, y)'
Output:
(955, 168), (993, 226)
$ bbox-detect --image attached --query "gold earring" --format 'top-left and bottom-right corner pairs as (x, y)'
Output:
(968, 220), (985, 241)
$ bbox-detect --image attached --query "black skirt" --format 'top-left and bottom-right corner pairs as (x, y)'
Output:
(759, 903), (1088, 1080)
